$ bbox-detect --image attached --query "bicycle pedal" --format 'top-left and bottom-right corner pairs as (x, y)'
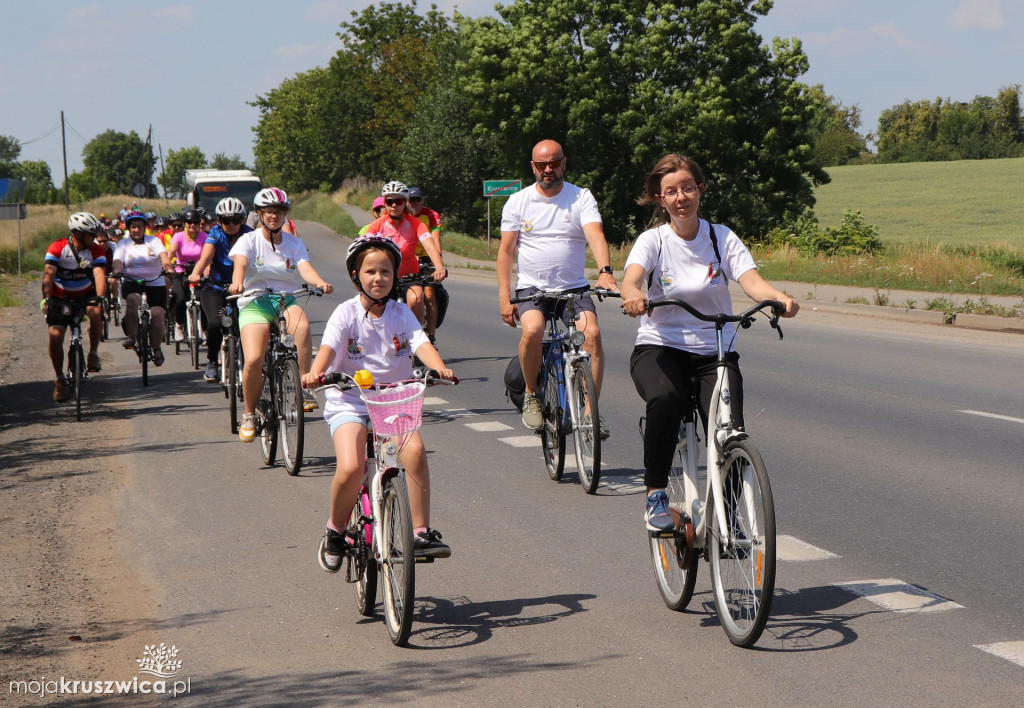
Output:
(414, 556), (436, 564)
(650, 529), (676, 539)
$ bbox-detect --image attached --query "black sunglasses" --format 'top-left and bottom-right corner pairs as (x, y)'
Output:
(219, 217), (243, 225)
(385, 197), (406, 207)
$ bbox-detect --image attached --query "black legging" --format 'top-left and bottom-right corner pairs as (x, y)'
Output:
(629, 345), (744, 489)
(170, 272), (208, 333)
(199, 286), (233, 364)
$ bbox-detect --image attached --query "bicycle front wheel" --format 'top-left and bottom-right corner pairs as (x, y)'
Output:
(570, 361), (601, 494)
(540, 366), (565, 481)
(139, 317), (150, 387)
(380, 475), (415, 646)
(709, 439), (776, 648)
(352, 488), (377, 617)
(189, 308), (201, 370)
(279, 358), (305, 476)
(69, 342), (84, 422)
(226, 338), (238, 433)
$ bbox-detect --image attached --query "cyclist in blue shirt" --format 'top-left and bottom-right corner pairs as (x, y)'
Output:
(189, 197), (253, 382)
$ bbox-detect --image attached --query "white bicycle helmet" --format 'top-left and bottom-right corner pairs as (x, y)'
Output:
(380, 181), (409, 199)
(215, 197), (247, 217)
(68, 212), (103, 234)
(346, 236), (403, 304)
(253, 187), (291, 210)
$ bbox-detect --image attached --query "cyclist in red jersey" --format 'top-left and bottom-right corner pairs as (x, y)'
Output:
(407, 186), (445, 343)
(363, 181), (446, 326)
(42, 213), (109, 401)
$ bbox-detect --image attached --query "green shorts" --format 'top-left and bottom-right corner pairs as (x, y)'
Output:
(239, 294), (298, 328)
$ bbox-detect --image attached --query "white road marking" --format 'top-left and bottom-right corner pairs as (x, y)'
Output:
(423, 396), (448, 406)
(833, 578), (964, 613)
(499, 435), (540, 448)
(777, 535), (840, 562)
(465, 421), (514, 432)
(957, 409), (1024, 425)
(434, 407), (477, 419)
(975, 641), (1024, 668)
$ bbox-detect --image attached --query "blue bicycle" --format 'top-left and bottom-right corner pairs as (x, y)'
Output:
(510, 288), (618, 494)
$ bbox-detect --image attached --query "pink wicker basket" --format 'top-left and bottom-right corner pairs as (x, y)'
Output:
(362, 382), (426, 436)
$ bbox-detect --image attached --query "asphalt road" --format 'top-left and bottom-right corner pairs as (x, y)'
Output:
(54, 222), (1024, 705)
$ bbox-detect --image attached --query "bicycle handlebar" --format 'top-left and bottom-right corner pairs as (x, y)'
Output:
(111, 271), (171, 284)
(646, 298), (784, 339)
(227, 284), (326, 301)
(309, 369), (459, 391)
(509, 287), (621, 305)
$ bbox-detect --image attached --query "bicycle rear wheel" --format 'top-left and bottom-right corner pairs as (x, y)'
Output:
(380, 475), (415, 646)
(352, 488), (377, 617)
(650, 423), (699, 611)
(279, 358), (305, 476)
(258, 390), (278, 466)
(540, 367), (565, 481)
(570, 360), (601, 494)
(709, 439), (776, 648)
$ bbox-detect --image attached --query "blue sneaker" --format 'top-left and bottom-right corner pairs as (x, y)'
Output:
(645, 490), (674, 532)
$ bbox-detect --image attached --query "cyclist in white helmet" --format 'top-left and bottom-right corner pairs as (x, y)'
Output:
(363, 181), (446, 327)
(229, 187), (334, 442)
(189, 196), (254, 382)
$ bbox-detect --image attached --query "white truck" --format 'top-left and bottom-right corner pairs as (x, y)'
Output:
(185, 169), (263, 214)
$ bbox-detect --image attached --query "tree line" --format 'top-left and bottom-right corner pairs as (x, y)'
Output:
(5, 0), (1022, 240)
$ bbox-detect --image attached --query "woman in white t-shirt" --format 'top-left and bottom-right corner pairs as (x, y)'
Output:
(302, 236), (456, 568)
(619, 155), (799, 533)
(229, 188), (333, 443)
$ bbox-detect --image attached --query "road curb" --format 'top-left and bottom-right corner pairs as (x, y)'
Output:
(953, 312), (1024, 333)
(802, 301), (948, 325)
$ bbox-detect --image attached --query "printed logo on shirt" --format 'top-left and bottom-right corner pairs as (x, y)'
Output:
(658, 268), (675, 289)
(708, 261), (723, 286)
(392, 333), (411, 357)
(346, 336), (364, 359)
(522, 220), (534, 233)
(254, 256), (265, 268)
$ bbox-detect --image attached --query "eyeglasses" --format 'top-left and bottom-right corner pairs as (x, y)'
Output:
(185, 220), (201, 225)
(660, 185), (699, 199)
(219, 217), (242, 225)
(385, 197), (406, 207)
(532, 158), (564, 171)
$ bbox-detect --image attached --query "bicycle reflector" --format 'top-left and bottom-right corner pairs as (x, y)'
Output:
(570, 331), (586, 348)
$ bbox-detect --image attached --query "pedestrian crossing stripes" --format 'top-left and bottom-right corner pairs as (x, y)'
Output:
(832, 578), (964, 613)
(777, 535), (841, 562)
(974, 641), (1024, 668)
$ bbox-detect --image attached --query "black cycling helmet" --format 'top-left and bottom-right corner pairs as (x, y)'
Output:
(346, 236), (402, 306)
(181, 208), (202, 223)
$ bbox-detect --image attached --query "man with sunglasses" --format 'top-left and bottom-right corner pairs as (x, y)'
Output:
(407, 186), (447, 344)
(189, 197), (254, 382)
(363, 181), (446, 327)
(498, 139), (619, 437)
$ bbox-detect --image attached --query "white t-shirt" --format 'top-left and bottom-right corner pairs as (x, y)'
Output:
(501, 182), (602, 291)
(228, 229), (311, 308)
(319, 296), (430, 421)
(625, 220), (757, 354)
(113, 235), (166, 281)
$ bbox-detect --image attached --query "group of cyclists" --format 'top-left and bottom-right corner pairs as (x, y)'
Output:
(43, 141), (799, 569)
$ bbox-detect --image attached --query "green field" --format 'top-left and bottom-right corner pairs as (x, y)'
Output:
(812, 157), (1024, 247)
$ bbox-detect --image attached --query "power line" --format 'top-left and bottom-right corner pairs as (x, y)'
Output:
(63, 118), (87, 144)
(19, 122), (61, 146)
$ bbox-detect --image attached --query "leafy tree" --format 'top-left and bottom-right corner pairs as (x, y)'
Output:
(82, 129), (156, 195)
(160, 146), (206, 199)
(0, 134), (20, 178)
(458, 0), (828, 240)
(805, 85), (868, 166)
(17, 160), (56, 203)
(64, 170), (106, 202)
(209, 153), (249, 170)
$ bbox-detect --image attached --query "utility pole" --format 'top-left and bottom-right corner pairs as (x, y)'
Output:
(61, 111), (70, 208)
(158, 143), (169, 208)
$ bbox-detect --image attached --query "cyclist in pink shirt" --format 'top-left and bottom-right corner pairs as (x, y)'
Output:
(168, 208), (208, 342)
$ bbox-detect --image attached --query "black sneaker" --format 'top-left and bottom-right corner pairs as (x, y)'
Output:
(318, 528), (346, 573)
(204, 361), (219, 383)
(413, 528), (451, 559)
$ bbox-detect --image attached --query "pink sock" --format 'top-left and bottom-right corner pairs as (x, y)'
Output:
(414, 526), (427, 536)
(327, 518), (344, 534)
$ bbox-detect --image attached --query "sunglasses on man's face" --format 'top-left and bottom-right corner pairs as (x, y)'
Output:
(385, 197), (406, 207)
(219, 217), (242, 225)
(532, 158), (564, 171)
(185, 220), (201, 225)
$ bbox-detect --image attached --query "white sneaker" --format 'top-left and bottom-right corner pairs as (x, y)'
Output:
(521, 393), (543, 430)
(174, 324), (185, 342)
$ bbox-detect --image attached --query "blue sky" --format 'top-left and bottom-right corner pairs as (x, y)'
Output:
(3, 0), (1022, 182)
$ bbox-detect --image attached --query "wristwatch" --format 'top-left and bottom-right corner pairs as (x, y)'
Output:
(598, 266), (614, 275)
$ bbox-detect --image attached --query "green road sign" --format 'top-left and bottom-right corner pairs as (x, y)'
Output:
(483, 179), (522, 197)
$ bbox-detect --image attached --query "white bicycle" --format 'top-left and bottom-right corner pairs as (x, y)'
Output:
(642, 298), (784, 648)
